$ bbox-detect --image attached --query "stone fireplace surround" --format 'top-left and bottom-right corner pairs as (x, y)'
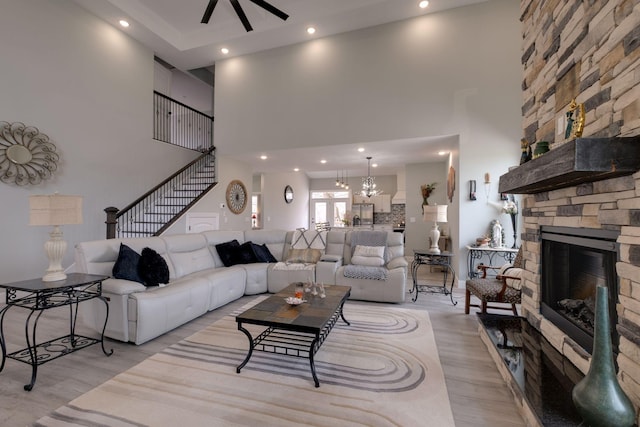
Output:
(493, 136), (640, 424)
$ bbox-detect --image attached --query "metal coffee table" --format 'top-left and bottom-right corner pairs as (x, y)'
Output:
(236, 284), (351, 387)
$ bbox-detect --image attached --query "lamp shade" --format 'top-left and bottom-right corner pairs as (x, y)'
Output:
(423, 204), (448, 223)
(29, 194), (83, 226)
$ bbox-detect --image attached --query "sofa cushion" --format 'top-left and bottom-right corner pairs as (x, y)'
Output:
(286, 248), (322, 264)
(353, 245), (385, 258)
(215, 239), (241, 267)
(138, 247), (170, 287)
(112, 243), (144, 284)
(251, 242), (277, 263)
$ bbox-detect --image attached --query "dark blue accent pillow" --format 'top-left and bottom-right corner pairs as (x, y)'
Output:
(112, 243), (143, 283)
(235, 242), (259, 264)
(138, 247), (170, 287)
(215, 239), (240, 267)
(251, 243), (277, 263)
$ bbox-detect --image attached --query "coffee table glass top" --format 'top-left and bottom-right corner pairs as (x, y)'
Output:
(236, 284), (351, 331)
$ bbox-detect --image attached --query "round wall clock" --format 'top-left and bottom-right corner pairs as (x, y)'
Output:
(226, 180), (247, 214)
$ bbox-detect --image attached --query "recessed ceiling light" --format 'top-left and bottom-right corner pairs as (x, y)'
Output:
(294, 167), (299, 172)
(260, 155), (267, 160)
(119, 20), (130, 27)
(307, 26), (316, 35)
(358, 147), (365, 152)
(418, 1), (430, 9)
(372, 163), (378, 168)
(438, 151), (447, 156)
(320, 159), (327, 164)
(221, 47), (229, 55)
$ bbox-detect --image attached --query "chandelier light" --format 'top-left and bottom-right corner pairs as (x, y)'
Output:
(361, 157), (381, 198)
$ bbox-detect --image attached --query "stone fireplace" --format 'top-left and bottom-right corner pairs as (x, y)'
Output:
(539, 225), (620, 355)
(499, 0), (640, 422)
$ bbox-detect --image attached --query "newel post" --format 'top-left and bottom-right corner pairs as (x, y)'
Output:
(105, 207), (119, 239)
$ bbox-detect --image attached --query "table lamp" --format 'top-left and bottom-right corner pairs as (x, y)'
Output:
(29, 194), (83, 281)
(423, 204), (447, 254)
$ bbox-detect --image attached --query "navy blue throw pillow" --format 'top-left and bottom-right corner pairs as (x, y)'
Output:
(215, 239), (240, 267)
(138, 247), (170, 287)
(251, 243), (277, 263)
(112, 243), (144, 284)
(235, 242), (259, 264)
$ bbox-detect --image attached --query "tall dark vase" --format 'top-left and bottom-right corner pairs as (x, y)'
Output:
(572, 286), (635, 427)
(510, 214), (517, 249)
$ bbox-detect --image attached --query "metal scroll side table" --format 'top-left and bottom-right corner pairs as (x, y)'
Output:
(466, 245), (519, 279)
(410, 250), (457, 305)
(0, 273), (113, 391)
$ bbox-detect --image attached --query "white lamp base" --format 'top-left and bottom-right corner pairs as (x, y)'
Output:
(428, 223), (441, 254)
(42, 226), (68, 282)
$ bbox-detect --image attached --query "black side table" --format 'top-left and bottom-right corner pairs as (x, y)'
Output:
(410, 250), (457, 305)
(0, 273), (113, 390)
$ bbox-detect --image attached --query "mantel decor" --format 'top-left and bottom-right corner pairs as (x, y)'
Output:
(498, 137), (640, 194)
(0, 121), (59, 185)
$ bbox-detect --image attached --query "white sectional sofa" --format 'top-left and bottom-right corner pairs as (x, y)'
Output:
(75, 228), (407, 344)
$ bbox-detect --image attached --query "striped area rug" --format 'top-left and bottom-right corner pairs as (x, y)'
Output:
(35, 300), (454, 427)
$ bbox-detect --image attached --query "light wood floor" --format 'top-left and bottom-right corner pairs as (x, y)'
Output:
(0, 273), (526, 427)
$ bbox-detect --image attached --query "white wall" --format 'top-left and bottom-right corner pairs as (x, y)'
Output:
(214, 0), (522, 282)
(0, 0), (198, 282)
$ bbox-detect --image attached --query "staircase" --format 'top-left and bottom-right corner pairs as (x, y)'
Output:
(105, 92), (216, 239)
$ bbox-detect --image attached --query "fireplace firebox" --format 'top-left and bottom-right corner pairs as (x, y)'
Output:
(540, 226), (619, 354)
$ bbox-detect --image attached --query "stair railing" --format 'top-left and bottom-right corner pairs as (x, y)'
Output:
(105, 147), (216, 238)
(153, 90), (214, 151)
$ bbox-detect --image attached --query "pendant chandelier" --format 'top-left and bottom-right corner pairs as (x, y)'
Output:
(361, 157), (380, 198)
(335, 170), (349, 190)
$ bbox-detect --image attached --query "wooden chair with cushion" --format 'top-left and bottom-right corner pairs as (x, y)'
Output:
(465, 246), (524, 316)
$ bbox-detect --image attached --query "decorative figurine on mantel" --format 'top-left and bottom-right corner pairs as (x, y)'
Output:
(520, 138), (532, 164)
(565, 98), (585, 139)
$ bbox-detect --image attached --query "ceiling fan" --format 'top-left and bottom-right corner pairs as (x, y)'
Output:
(201, 0), (289, 32)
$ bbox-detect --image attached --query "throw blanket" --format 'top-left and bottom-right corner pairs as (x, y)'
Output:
(344, 264), (388, 280)
(272, 262), (315, 271)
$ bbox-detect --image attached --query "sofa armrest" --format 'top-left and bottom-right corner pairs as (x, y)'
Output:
(386, 257), (408, 270)
(320, 254), (342, 262)
(316, 256), (343, 285)
(103, 278), (147, 295)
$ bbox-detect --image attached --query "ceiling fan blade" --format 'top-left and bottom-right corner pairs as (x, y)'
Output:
(248, 0), (289, 21)
(201, 0), (219, 24)
(230, 0), (253, 32)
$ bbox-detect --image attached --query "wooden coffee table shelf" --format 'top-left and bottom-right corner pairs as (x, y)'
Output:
(235, 284), (351, 387)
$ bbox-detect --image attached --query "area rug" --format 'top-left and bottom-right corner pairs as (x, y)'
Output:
(35, 300), (454, 427)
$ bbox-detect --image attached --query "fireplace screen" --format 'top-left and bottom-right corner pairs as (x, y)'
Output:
(540, 226), (619, 354)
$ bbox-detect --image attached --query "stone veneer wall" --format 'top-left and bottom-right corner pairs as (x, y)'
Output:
(519, 0), (640, 418)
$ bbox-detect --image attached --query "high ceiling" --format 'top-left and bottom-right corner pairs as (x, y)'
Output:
(73, 0), (487, 177)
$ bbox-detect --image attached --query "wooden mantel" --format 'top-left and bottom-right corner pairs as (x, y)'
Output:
(498, 137), (640, 194)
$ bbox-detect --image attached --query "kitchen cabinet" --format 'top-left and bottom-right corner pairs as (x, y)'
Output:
(352, 194), (368, 204)
(371, 194), (391, 213)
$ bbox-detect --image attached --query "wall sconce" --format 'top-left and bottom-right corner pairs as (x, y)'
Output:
(469, 180), (477, 201)
(484, 173), (491, 203)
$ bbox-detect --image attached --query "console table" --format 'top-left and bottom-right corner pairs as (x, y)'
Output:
(410, 250), (456, 305)
(0, 273), (113, 390)
(466, 245), (519, 279)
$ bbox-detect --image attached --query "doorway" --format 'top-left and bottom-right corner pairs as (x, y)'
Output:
(310, 191), (350, 229)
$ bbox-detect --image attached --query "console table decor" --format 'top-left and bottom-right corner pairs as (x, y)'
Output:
(466, 245), (518, 279)
(0, 273), (113, 390)
(410, 250), (456, 305)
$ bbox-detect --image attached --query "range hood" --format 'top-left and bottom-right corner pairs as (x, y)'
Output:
(392, 169), (406, 204)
